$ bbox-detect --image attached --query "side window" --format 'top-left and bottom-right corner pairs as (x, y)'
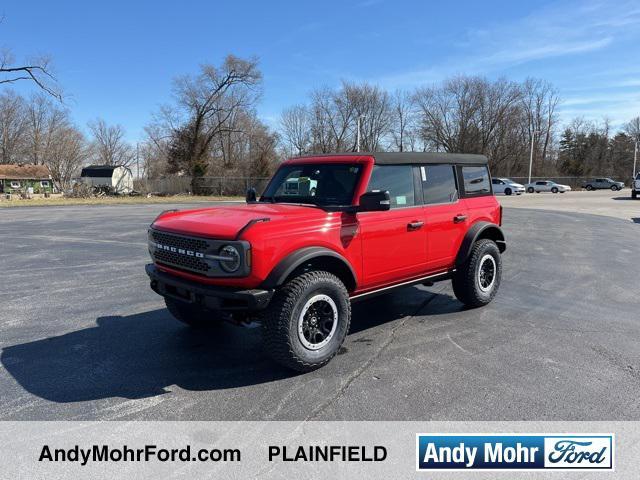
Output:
(492, 178), (501, 185)
(536, 181), (546, 185)
(461, 166), (490, 195)
(367, 165), (415, 208)
(422, 164), (458, 204)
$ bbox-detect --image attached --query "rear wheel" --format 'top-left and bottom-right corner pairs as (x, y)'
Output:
(261, 271), (350, 372)
(632, 190), (637, 199)
(452, 239), (502, 308)
(165, 298), (217, 327)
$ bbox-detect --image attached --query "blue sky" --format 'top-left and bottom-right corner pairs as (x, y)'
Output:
(2, 0), (640, 142)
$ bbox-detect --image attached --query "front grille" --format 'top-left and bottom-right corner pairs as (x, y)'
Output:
(151, 230), (209, 252)
(150, 230), (210, 274)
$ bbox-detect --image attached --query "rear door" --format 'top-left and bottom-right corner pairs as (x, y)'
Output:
(420, 164), (468, 271)
(358, 164), (427, 287)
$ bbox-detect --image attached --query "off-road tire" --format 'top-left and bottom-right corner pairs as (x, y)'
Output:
(452, 239), (502, 308)
(504, 188), (512, 196)
(165, 298), (216, 327)
(527, 187), (534, 193)
(262, 271), (351, 372)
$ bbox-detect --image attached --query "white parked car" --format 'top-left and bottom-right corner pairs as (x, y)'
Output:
(525, 180), (572, 193)
(491, 177), (525, 195)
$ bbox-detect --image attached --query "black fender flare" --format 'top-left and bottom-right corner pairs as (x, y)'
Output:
(262, 246), (357, 290)
(455, 222), (506, 268)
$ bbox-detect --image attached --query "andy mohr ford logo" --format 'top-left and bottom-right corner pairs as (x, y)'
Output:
(416, 434), (614, 471)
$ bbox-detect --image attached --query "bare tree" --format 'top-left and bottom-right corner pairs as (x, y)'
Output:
(343, 81), (392, 152)
(88, 118), (135, 167)
(625, 116), (640, 141)
(280, 105), (311, 155)
(24, 93), (68, 165)
(0, 15), (62, 101)
(162, 55), (262, 184)
(0, 90), (27, 163)
(522, 78), (560, 173)
(46, 126), (88, 190)
(390, 90), (418, 152)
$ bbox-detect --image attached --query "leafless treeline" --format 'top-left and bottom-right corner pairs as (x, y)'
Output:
(279, 77), (565, 176)
(0, 90), (138, 189)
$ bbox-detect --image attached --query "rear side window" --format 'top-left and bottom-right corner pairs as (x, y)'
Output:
(461, 166), (490, 195)
(367, 165), (415, 208)
(421, 164), (458, 204)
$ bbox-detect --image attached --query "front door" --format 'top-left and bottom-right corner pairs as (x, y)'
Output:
(358, 165), (427, 288)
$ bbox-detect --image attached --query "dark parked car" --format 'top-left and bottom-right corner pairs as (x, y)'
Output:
(582, 178), (624, 191)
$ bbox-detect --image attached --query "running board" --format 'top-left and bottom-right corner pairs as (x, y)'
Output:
(350, 270), (453, 302)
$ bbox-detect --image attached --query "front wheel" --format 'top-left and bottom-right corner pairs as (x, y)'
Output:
(261, 271), (351, 372)
(527, 187), (534, 193)
(452, 239), (502, 308)
(504, 188), (512, 196)
(611, 185), (619, 191)
(165, 298), (217, 327)
(551, 187), (559, 193)
(585, 185), (593, 191)
(632, 190), (637, 199)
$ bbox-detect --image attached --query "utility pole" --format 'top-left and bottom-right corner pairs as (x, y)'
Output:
(633, 138), (638, 181)
(528, 130), (540, 185)
(136, 142), (140, 179)
(356, 115), (366, 152)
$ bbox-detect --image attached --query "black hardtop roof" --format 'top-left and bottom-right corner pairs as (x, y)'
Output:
(294, 152), (488, 165)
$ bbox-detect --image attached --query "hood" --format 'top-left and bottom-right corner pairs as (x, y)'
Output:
(507, 182), (524, 188)
(151, 202), (329, 239)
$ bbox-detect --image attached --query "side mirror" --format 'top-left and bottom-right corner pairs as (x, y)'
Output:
(358, 190), (391, 212)
(246, 187), (257, 203)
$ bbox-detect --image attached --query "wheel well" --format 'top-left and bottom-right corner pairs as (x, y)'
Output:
(476, 226), (506, 253)
(286, 256), (357, 292)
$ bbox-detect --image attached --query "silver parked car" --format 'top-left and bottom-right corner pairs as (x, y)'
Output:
(582, 178), (624, 191)
(525, 180), (572, 193)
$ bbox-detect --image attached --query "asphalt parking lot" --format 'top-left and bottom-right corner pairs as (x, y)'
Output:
(1, 192), (638, 420)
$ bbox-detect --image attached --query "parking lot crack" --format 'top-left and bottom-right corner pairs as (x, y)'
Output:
(304, 290), (440, 420)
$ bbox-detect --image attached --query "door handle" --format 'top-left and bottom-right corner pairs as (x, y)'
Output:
(407, 221), (424, 231)
(453, 214), (467, 223)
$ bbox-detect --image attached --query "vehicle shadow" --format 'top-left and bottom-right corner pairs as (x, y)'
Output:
(612, 196), (636, 201)
(1, 310), (295, 402)
(1, 287), (462, 403)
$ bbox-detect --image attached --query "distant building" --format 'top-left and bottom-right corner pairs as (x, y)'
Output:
(0, 164), (54, 194)
(80, 165), (134, 194)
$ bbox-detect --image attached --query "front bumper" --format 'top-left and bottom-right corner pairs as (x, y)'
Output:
(146, 264), (273, 311)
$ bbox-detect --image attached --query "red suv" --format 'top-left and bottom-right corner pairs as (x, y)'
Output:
(146, 153), (506, 371)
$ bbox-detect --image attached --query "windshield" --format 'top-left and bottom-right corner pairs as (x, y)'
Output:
(261, 163), (363, 207)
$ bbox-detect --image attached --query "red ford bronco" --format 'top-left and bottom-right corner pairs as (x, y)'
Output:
(146, 153), (505, 371)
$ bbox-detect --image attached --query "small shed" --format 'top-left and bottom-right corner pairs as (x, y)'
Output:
(0, 164), (54, 194)
(80, 165), (134, 194)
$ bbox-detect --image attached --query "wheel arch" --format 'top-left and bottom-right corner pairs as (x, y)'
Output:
(455, 222), (506, 268)
(262, 247), (357, 292)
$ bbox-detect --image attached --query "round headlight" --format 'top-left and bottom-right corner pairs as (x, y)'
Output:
(219, 245), (241, 273)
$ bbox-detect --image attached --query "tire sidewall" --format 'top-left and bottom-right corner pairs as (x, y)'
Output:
(504, 188), (512, 196)
(287, 278), (350, 364)
(471, 241), (502, 303)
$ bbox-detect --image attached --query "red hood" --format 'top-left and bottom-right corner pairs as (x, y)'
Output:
(151, 203), (329, 239)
